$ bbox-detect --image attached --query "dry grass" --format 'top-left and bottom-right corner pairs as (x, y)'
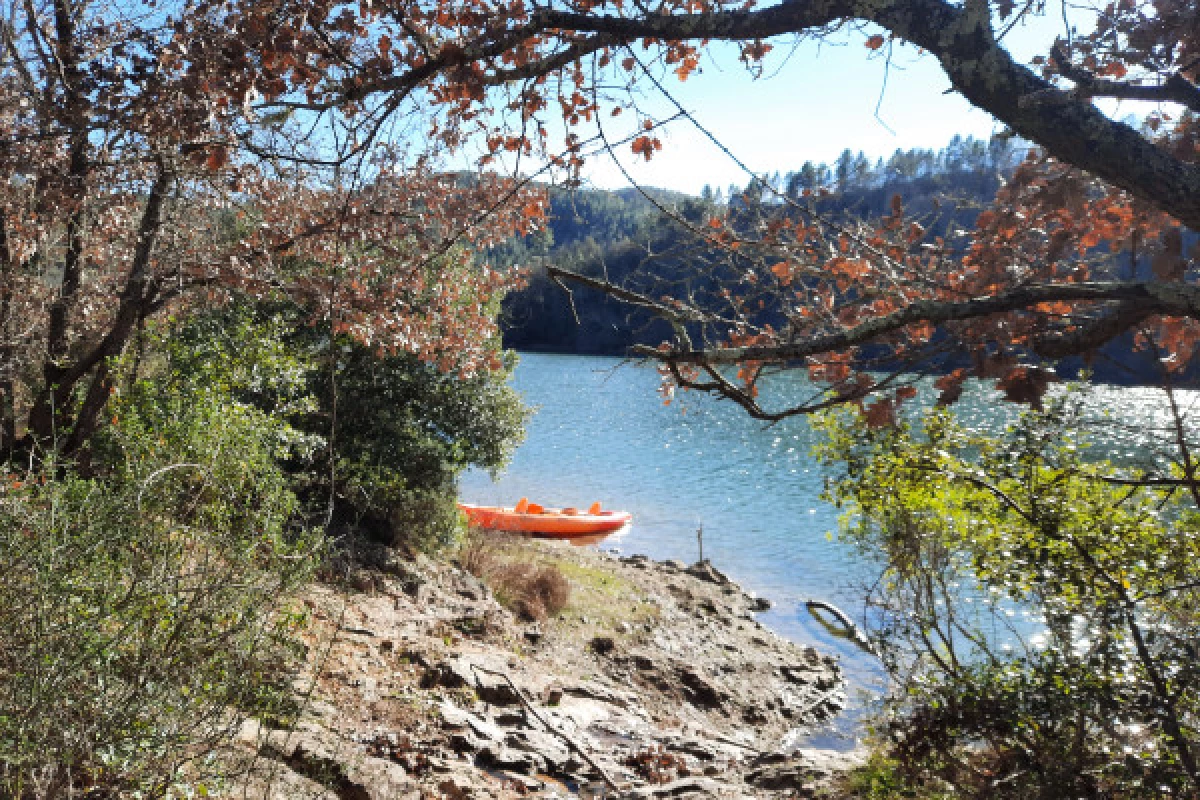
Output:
(459, 531), (570, 621)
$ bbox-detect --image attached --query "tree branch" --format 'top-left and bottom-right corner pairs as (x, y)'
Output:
(610, 281), (1200, 366)
(1050, 44), (1200, 115)
(522, 0), (1200, 229)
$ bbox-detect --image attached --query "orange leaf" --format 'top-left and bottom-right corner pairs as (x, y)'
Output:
(863, 398), (896, 428)
(1099, 61), (1128, 79)
(630, 135), (661, 161)
(865, 34), (886, 50)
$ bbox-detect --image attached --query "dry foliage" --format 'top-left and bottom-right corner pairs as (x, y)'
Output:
(459, 531), (570, 621)
(625, 745), (692, 785)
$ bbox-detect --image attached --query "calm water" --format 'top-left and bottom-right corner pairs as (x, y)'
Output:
(459, 352), (1198, 748)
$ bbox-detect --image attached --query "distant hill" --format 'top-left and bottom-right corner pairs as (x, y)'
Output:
(492, 136), (1199, 386)
(493, 135), (1021, 355)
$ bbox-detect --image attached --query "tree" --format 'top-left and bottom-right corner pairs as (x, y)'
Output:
(816, 389), (1200, 796)
(166, 0), (1195, 419)
(0, 0), (544, 463)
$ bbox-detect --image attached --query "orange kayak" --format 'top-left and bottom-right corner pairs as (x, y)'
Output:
(458, 499), (632, 539)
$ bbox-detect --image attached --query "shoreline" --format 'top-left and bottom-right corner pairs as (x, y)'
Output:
(230, 537), (865, 799)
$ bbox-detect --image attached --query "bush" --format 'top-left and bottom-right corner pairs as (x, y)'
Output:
(0, 316), (322, 798)
(816, 391), (1200, 798)
(459, 532), (570, 621)
(127, 300), (529, 554)
(292, 326), (528, 553)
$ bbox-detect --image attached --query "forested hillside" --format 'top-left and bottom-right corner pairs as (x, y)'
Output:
(498, 134), (1191, 385)
(498, 134), (1022, 355)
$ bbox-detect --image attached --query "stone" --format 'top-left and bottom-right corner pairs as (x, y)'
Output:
(589, 636), (616, 656)
(749, 595), (772, 612)
(452, 571), (489, 601)
(494, 708), (529, 726)
(420, 659), (472, 690)
(476, 742), (543, 774)
(631, 654), (656, 671)
(544, 686), (564, 706)
(497, 770), (546, 792)
(684, 561), (731, 586)
(474, 667), (523, 706)
(348, 570), (378, 593)
(439, 701), (504, 742)
(448, 731), (485, 753)
(745, 758), (824, 792)
(564, 681), (633, 708)
(505, 729), (573, 773)
(341, 626), (377, 637)
(676, 667), (724, 709)
(258, 731), (411, 800)
(622, 776), (728, 797)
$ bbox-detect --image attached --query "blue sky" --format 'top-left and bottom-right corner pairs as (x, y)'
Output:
(519, 13), (1080, 196)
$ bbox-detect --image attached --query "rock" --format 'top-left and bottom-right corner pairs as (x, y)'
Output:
(450, 571), (489, 601)
(589, 636), (616, 656)
(341, 626), (377, 637)
(259, 731), (411, 800)
(524, 626), (544, 644)
(494, 708), (529, 727)
(779, 665), (813, 685)
(476, 742), (543, 774)
(631, 654), (656, 671)
(448, 731), (485, 753)
(436, 778), (471, 800)
(564, 681), (633, 708)
(622, 776), (729, 798)
(544, 686), (564, 706)
(505, 728), (573, 773)
(684, 561), (731, 586)
(745, 760), (823, 794)
(662, 560), (687, 571)
(744, 750), (839, 793)
(749, 595), (772, 612)
(677, 667), (724, 709)
(497, 770), (546, 792)
(419, 658), (473, 690)
(439, 701), (504, 742)
(347, 569), (379, 593)
(474, 667), (523, 706)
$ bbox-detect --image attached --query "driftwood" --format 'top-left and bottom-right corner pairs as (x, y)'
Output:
(470, 664), (620, 791)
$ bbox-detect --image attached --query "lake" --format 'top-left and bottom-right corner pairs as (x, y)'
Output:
(458, 351), (1191, 748)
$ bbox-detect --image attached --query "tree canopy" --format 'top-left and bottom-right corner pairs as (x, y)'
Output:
(177, 0), (1200, 416)
(4, 0), (1199, 448)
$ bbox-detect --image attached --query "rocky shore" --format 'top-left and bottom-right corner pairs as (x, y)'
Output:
(230, 539), (862, 799)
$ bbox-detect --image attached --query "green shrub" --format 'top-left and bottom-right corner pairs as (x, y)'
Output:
(149, 301), (529, 554)
(816, 391), (1200, 798)
(0, 316), (322, 798)
(293, 329), (529, 553)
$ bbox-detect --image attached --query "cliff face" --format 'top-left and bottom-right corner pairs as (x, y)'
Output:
(226, 539), (861, 799)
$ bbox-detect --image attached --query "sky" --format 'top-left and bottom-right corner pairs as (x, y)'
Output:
(483, 12), (1083, 197)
